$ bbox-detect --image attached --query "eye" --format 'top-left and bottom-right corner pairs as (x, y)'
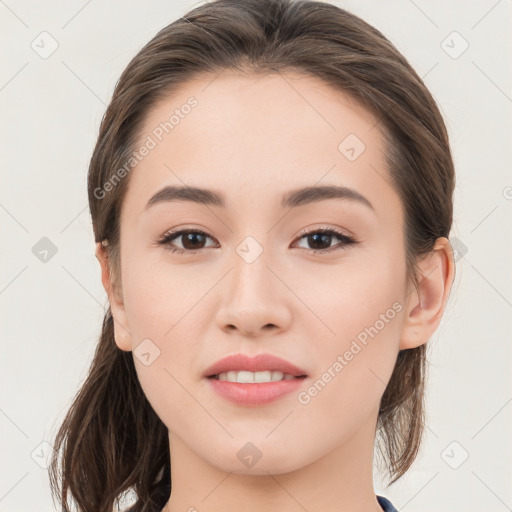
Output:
(155, 226), (358, 255)
(293, 226), (358, 254)
(156, 229), (218, 254)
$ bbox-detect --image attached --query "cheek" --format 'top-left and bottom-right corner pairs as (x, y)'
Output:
(122, 254), (201, 338)
(296, 293), (403, 441)
(299, 251), (405, 402)
(293, 248), (405, 343)
(121, 258), (206, 389)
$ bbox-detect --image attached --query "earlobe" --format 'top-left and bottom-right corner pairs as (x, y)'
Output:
(399, 237), (455, 350)
(95, 242), (132, 352)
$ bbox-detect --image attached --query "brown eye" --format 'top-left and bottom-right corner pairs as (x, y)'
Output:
(157, 229), (217, 254)
(156, 227), (358, 255)
(294, 228), (358, 254)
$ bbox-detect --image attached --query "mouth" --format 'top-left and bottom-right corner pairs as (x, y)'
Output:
(207, 371), (308, 383)
(202, 352), (308, 381)
(205, 371), (308, 406)
(202, 353), (308, 405)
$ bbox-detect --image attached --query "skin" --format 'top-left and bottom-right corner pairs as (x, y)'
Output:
(95, 71), (454, 512)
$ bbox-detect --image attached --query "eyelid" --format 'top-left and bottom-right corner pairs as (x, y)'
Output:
(295, 224), (355, 240)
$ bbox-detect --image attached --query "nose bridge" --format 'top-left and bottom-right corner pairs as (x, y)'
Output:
(215, 231), (291, 335)
(230, 233), (275, 305)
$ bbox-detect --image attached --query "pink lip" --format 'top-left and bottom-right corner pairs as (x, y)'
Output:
(206, 377), (306, 406)
(202, 353), (308, 378)
(202, 353), (308, 407)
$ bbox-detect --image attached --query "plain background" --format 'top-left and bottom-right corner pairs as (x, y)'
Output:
(1, 1), (511, 511)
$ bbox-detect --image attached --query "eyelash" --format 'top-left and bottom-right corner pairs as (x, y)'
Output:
(155, 226), (358, 255)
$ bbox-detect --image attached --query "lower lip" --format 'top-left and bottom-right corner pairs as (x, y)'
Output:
(206, 376), (307, 406)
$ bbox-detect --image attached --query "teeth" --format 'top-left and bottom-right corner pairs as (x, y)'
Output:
(216, 370), (296, 383)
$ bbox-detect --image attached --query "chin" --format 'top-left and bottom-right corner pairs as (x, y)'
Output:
(204, 444), (307, 476)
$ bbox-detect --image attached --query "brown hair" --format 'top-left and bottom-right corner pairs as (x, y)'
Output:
(48, 0), (455, 510)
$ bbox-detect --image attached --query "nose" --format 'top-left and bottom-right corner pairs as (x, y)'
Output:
(215, 247), (293, 337)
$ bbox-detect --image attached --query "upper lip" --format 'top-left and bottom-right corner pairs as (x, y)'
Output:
(203, 353), (308, 378)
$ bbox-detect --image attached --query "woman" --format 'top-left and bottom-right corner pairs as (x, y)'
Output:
(49, 0), (456, 511)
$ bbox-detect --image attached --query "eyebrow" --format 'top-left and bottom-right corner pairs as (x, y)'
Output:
(144, 184), (374, 212)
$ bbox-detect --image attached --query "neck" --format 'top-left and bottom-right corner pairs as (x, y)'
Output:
(161, 407), (384, 512)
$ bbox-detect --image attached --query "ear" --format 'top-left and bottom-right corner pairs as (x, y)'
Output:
(400, 237), (455, 350)
(95, 242), (132, 352)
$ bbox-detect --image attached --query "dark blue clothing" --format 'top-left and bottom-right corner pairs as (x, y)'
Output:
(377, 494), (399, 512)
(127, 493), (398, 511)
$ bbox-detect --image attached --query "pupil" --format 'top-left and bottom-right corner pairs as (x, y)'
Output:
(309, 233), (331, 250)
(183, 232), (205, 250)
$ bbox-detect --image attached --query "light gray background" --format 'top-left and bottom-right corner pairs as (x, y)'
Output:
(1, 1), (511, 511)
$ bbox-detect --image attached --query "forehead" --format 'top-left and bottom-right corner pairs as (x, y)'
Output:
(120, 70), (392, 222)
(139, 70), (381, 147)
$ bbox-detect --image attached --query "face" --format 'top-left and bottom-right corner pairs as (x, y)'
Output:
(102, 71), (418, 475)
